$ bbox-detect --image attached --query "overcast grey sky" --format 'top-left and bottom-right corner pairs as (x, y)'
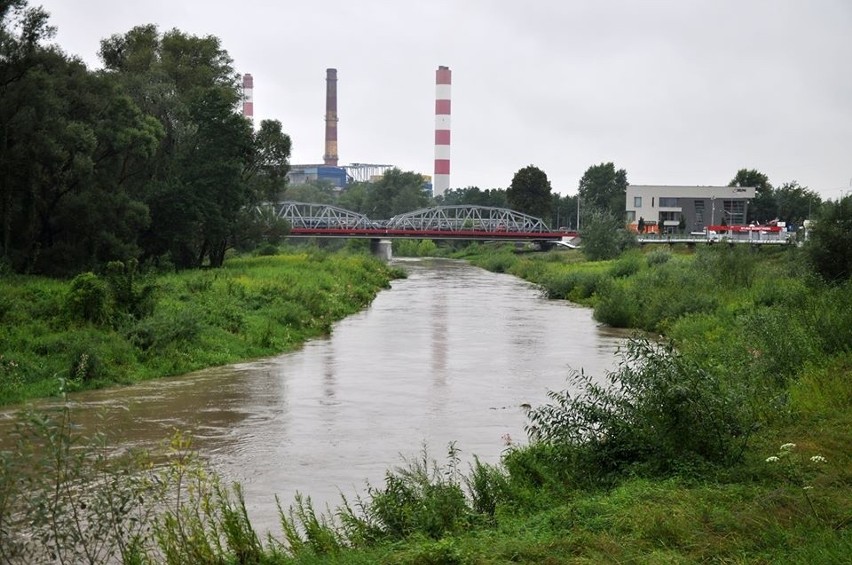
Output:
(35, 0), (852, 199)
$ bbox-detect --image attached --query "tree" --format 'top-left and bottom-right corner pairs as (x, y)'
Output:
(507, 165), (552, 222)
(1, 3), (163, 275)
(805, 196), (852, 282)
(551, 193), (577, 230)
(337, 181), (369, 214)
(580, 209), (637, 261)
(243, 119), (291, 203)
(773, 181), (822, 227)
(362, 168), (429, 219)
(729, 168), (773, 223)
(437, 186), (507, 208)
(637, 217), (645, 234)
(100, 25), (260, 269)
(577, 162), (628, 219)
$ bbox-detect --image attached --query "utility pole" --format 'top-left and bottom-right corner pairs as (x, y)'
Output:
(577, 195), (581, 231)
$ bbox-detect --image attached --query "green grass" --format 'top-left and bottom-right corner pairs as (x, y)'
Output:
(0, 250), (404, 405)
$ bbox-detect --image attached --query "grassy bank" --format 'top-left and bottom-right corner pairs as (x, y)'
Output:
(0, 249), (404, 406)
(2, 244), (850, 563)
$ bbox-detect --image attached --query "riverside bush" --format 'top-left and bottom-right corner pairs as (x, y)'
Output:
(593, 279), (638, 328)
(66, 272), (111, 325)
(646, 248), (672, 267)
(526, 338), (756, 478)
(609, 251), (643, 278)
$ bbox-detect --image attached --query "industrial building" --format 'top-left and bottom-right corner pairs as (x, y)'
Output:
(246, 67), (448, 195)
(626, 185), (756, 234)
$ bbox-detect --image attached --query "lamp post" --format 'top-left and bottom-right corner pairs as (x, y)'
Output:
(576, 194), (581, 231)
(710, 196), (716, 227)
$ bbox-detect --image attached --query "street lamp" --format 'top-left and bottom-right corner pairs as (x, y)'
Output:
(576, 194), (581, 231)
(710, 196), (716, 227)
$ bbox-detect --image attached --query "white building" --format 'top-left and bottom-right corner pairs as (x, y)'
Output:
(625, 185), (756, 234)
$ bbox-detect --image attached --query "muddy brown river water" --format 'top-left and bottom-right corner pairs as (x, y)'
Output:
(1, 258), (630, 534)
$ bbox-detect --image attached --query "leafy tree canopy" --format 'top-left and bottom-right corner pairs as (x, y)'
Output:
(729, 168), (772, 195)
(580, 209), (637, 261)
(362, 168), (429, 220)
(437, 186), (507, 208)
(578, 162), (627, 219)
(507, 165), (552, 222)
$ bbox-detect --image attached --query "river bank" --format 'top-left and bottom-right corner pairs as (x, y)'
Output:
(1, 245), (849, 563)
(0, 250), (404, 406)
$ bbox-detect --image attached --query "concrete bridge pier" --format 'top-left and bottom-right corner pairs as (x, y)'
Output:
(370, 239), (393, 261)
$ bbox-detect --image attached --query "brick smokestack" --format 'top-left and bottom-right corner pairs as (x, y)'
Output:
(242, 73), (254, 129)
(433, 66), (451, 197)
(324, 68), (339, 166)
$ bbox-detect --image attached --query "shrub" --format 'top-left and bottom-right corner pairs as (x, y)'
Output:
(104, 260), (157, 322)
(580, 210), (637, 261)
(365, 444), (468, 541)
(526, 338), (757, 479)
(609, 251), (643, 278)
(804, 196), (852, 282)
(66, 272), (111, 325)
(646, 249), (672, 267)
(255, 242), (278, 256)
(463, 456), (511, 518)
(126, 309), (203, 352)
(802, 279), (852, 356)
(593, 280), (638, 328)
(476, 251), (517, 273)
(740, 306), (819, 386)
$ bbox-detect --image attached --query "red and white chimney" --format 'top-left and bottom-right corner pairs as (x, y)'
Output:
(242, 73), (254, 129)
(433, 65), (451, 197)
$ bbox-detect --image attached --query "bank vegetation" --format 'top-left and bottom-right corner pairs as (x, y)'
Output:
(2, 241), (850, 564)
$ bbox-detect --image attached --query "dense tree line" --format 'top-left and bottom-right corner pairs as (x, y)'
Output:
(728, 168), (822, 226)
(0, 1), (290, 275)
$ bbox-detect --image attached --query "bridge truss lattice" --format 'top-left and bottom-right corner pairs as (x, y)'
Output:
(255, 201), (372, 229)
(387, 206), (550, 233)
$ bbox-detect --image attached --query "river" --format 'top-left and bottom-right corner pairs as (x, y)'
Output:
(0, 258), (629, 534)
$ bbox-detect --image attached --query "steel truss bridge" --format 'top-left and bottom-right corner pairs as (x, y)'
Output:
(254, 202), (575, 241)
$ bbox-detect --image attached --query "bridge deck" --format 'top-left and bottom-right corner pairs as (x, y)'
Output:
(289, 227), (576, 240)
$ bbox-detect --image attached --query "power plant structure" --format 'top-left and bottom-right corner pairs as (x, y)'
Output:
(287, 66), (448, 194)
(433, 65), (452, 197)
(323, 68), (339, 167)
(242, 73), (254, 129)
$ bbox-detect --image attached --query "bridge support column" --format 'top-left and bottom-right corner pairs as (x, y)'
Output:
(370, 239), (393, 261)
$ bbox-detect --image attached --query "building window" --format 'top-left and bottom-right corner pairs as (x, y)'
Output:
(633, 196), (642, 208)
(723, 200), (746, 225)
(694, 200), (704, 226)
(659, 211), (680, 222)
(659, 197), (678, 207)
(626, 211), (636, 222)
(651, 197), (655, 207)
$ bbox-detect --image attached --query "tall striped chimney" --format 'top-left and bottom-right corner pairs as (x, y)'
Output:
(433, 65), (451, 197)
(324, 68), (339, 166)
(242, 73), (254, 129)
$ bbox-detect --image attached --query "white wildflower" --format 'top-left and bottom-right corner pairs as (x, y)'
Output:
(810, 455), (827, 464)
(779, 443), (796, 451)
(765, 456), (780, 463)
(802, 486), (814, 490)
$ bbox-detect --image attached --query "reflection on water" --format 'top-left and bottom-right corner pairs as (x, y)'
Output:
(0, 258), (629, 533)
